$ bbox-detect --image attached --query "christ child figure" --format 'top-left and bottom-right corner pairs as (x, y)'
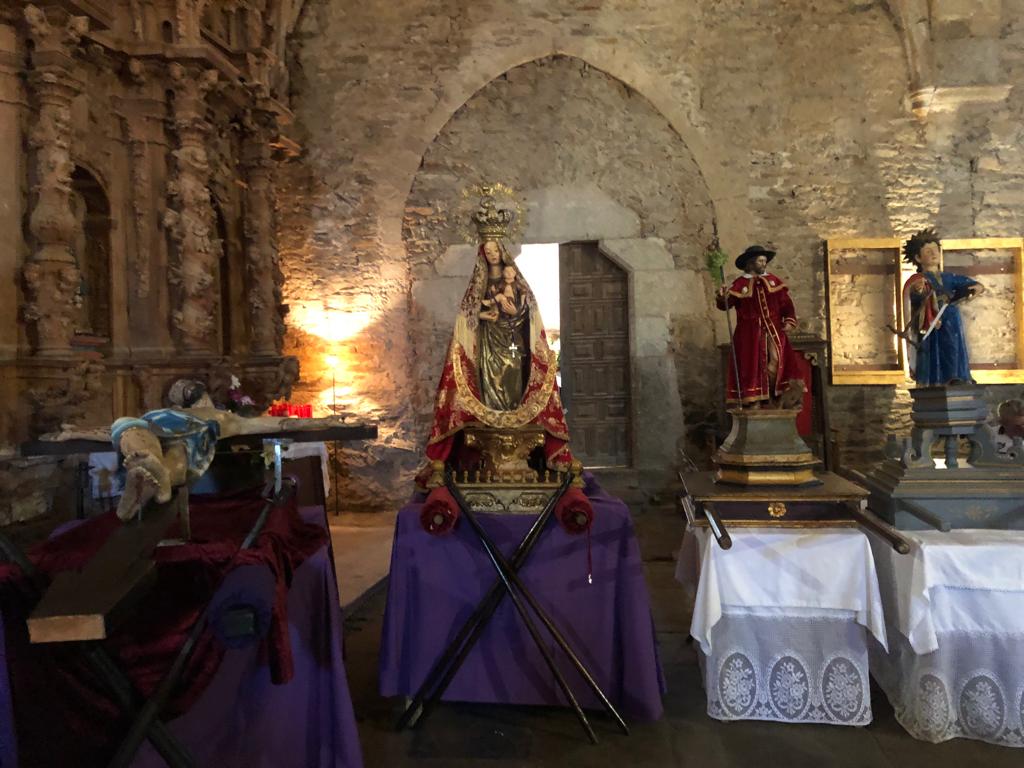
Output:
(481, 264), (523, 321)
(496, 265), (522, 315)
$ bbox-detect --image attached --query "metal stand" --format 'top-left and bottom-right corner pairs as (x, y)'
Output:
(396, 471), (629, 743)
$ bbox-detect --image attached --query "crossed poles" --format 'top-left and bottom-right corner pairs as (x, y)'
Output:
(396, 470), (629, 744)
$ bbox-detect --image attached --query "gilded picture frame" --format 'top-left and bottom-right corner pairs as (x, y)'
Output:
(825, 236), (1024, 385)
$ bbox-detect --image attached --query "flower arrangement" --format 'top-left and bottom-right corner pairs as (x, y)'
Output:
(706, 245), (728, 287)
(226, 375), (258, 416)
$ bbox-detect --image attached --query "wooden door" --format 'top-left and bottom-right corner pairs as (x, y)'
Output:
(559, 241), (631, 467)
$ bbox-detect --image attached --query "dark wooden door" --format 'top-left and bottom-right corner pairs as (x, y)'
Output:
(559, 241), (631, 467)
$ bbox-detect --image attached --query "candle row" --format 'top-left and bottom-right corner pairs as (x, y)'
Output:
(269, 402), (313, 418)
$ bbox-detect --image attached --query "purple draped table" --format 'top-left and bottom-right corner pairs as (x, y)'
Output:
(379, 477), (665, 720)
(0, 506), (363, 768)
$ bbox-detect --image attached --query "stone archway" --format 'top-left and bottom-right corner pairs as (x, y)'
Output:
(374, 34), (749, 257)
(403, 56), (719, 476)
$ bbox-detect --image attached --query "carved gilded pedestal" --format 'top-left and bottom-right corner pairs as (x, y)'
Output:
(436, 426), (581, 514)
(713, 409), (819, 486)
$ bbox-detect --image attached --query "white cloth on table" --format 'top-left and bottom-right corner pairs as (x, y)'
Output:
(868, 529), (1024, 747)
(695, 606), (874, 725)
(677, 526), (887, 654)
(676, 526), (887, 726)
(874, 528), (1024, 654)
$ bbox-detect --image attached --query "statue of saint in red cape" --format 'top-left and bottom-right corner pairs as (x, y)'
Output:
(715, 245), (805, 406)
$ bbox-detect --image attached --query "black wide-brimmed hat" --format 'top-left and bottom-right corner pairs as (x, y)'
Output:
(736, 245), (776, 271)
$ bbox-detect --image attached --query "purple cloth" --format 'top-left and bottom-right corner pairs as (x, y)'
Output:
(0, 612), (13, 768)
(379, 482), (665, 720)
(130, 505), (362, 768)
(1, 506), (362, 768)
(207, 564), (275, 649)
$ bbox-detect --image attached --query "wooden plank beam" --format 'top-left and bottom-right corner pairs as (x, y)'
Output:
(20, 423), (379, 457)
(28, 492), (186, 644)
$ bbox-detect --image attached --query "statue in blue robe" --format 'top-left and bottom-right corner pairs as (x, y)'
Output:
(901, 230), (985, 386)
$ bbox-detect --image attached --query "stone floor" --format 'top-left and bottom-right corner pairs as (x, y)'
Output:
(329, 510), (395, 611)
(334, 503), (1022, 768)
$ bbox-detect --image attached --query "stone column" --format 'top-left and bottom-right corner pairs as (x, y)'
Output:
(164, 62), (219, 355)
(0, 17), (25, 361)
(22, 5), (87, 357)
(242, 109), (283, 356)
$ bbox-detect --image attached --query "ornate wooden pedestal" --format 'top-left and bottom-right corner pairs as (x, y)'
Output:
(428, 426), (582, 514)
(713, 409), (819, 486)
(858, 384), (1024, 530)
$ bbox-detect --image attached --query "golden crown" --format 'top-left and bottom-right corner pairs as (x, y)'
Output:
(472, 185), (516, 240)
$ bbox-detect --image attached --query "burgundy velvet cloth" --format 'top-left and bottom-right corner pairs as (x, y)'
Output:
(0, 487), (328, 765)
(420, 486), (460, 535)
(554, 487), (594, 534)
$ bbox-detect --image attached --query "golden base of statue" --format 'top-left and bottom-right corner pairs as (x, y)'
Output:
(713, 408), (820, 486)
(425, 425), (582, 514)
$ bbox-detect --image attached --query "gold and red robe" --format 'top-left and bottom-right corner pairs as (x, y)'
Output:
(416, 245), (574, 489)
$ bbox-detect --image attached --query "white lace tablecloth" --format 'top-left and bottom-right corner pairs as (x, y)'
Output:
(676, 526), (887, 726)
(868, 529), (1024, 747)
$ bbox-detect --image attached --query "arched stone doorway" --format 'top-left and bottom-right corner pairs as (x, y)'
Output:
(403, 55), (719, 477)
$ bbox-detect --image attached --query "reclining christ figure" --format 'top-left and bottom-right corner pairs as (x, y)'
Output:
(44, 379), (346, 521)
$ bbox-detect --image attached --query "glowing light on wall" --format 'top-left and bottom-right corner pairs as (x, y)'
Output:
(290, 304), (373, 343)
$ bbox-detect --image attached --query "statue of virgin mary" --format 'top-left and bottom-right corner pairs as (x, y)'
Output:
(416, 187), (574, 487)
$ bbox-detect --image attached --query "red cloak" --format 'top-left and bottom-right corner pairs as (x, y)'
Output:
(718, 273), (803, 404)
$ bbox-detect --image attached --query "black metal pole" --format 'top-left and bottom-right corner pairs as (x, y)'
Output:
(451, 482), (629, 736)
(457, 500), (598, 744)
(399, 473), (572, 731)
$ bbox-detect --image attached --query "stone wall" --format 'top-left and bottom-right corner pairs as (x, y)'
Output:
(280, 0), (1024, 507)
